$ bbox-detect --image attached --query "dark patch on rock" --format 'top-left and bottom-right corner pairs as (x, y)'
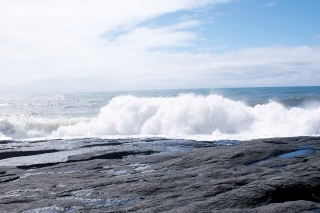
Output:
(81, 142), (123, 148)
(0, 140), (14, 144)
(16, 162), (61, 170)
(0, 149), (60, 160)
(68, 150), (158, 162)
(0, 167), (22, 184)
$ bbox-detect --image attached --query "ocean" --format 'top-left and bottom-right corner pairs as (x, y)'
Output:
(1, 86), (320, 141)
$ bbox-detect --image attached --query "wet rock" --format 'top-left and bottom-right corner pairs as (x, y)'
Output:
(0, 136), (319, 212)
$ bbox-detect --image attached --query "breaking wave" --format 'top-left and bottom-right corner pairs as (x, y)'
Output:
(1, 94), (320, 140)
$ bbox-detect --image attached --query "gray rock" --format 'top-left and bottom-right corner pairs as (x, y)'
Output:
(0, 136), (319, 212)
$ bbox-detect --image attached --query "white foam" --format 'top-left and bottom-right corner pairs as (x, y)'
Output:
(2, 94), (320, 140)
(0, 117), (90, 139)
(52, 94), (320, 140)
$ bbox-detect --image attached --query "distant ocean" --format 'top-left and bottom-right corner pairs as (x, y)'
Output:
(1, 87), (320, 141)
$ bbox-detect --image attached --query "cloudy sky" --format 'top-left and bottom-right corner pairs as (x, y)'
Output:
(1, 0), (319, 94)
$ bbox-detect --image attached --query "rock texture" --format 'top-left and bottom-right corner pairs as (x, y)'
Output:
(0, 137), (319, 212)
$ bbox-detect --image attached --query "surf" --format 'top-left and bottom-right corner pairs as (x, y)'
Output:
(1, 93), (319, 140)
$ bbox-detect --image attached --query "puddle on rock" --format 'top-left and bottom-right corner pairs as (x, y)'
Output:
(277, 149), (309, 158)
(247, 148), (314, 167)
(312, 208), (320, 213)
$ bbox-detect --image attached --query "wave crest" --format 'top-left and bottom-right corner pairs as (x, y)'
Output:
(1, 94), (320, 140)
(52, 94), (320, 139)
(53, 94), (254, 137)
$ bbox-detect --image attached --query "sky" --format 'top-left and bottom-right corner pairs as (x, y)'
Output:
(0, 0), (319, 94)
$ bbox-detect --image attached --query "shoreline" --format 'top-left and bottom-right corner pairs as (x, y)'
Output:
(0, 136), (320, 212)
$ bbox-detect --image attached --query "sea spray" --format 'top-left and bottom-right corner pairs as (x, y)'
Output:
(53, 94), (254, 137)
(0, 117), (89, 139)
(1, 88), (320, 140)
(51, 94), (320, 139)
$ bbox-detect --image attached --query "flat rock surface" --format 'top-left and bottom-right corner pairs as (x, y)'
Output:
(0, 136), (320, 212)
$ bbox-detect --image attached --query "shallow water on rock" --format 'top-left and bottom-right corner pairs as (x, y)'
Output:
(247, 147), (318, 167)
(277, 149), (309, 158)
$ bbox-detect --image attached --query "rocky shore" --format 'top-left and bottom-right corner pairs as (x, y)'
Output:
(0, 136), (320, 212)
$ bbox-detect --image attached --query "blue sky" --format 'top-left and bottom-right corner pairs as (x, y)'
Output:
(145, 0), (320, 51)
(204, 0), (320, 48)
(0, 0), (319, 94)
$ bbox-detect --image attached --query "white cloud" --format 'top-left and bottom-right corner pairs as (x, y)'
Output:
(0, 0), (229, 92)
(0, 0), (319, 94)
(4, 44), (318, 93)
(0, 1), (224, 56)
(148, 46), (320, 87)
(113, 23), (198, 50)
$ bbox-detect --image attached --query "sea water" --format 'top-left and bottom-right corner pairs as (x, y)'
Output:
(1, 87), (320, 141)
